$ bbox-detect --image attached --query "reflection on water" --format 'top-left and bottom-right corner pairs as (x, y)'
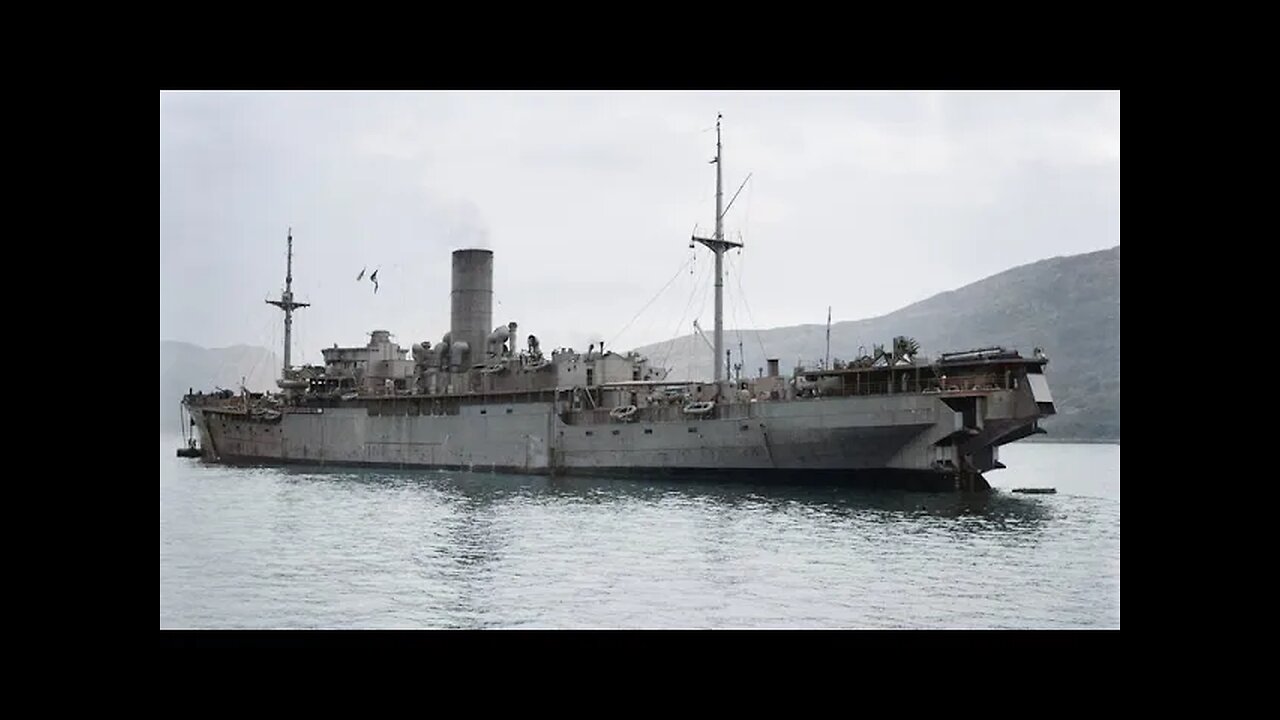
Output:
(160, 437), (1120, 629)
(276, 465), (1056, 524)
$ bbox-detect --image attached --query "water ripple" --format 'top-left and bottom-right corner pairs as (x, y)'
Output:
(160, 439), (1119, 629)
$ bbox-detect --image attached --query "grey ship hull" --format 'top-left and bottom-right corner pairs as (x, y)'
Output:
(190, 384), (1047, 491)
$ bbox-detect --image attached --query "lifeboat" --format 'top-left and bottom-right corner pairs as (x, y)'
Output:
(682, 401), (715, 415)
(609, 405), (638, 422)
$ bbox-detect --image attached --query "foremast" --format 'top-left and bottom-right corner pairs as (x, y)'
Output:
(691, 113), (742, 396)
(265, 228), (310, 377)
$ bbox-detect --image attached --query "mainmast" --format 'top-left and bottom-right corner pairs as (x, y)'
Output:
(266, 227), (310, 377)
(691, 114), (742, 392)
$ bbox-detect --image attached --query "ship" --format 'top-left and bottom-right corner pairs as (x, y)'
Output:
(180, 116), (1056, 492)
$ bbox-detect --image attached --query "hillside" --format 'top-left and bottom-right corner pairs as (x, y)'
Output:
(632, 246), (1120, 441)
(159, 341), (278, 431)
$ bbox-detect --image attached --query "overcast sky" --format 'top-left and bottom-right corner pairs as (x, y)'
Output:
(160, 90), (1119, 363)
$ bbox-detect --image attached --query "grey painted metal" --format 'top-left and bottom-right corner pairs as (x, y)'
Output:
(691, 115), (742, 397)
(714, 114), (724, 387)
(450, 249), (493, 368)
(1027, 373), (1054, 403)
(265, 228), (310, 376)
(189, 382), (1046, 484)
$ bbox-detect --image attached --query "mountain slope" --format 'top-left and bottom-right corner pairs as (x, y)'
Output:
(159, 341), (278, 431)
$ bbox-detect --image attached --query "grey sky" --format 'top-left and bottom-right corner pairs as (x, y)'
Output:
(160, 90), (1119, 364)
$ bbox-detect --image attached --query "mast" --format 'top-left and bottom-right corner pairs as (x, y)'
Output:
(691, 114), (742, 392)
(825, 306), (832, 369)
(266, 227), (310, 377)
